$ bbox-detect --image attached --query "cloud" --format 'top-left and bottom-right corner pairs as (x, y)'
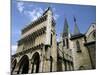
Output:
(17, 1), (44, 21)
(54, 14), (59, 20)
(57, 37), (60, 42)
(56, 33), (61, 42)
(17, 2), (24, 13)
(52, 7), (56, 12)
(52, 7), (60, 20)
(17, 2), (59, 21)
(11, 45), (17, 55)
(24, 8), (44, 21)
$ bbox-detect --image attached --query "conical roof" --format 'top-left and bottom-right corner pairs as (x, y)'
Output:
(62, 18), (69, 38)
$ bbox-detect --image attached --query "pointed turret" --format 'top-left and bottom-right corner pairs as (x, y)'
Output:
(73, 16), (80, 35)
(62, 18), (69, 38)
(70, 16), (84, 40)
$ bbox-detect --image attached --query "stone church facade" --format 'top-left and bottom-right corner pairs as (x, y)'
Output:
(11, 7), (96, 74)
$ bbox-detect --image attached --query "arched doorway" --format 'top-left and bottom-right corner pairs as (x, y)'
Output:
(31, 52), (40, 73)
(17, 55), (29, 74)
(11, 59), (17, 73)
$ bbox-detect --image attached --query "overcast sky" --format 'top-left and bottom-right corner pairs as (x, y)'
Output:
(11, 0), (96, 55)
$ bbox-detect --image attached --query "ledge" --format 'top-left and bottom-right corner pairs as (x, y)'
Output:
(18, 26), (46, 45)
(84, 41), (96, 46)
(12, 43), (44, 57)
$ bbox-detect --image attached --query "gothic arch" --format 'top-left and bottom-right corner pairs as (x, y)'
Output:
(17, 55), (29, 74)
(31, 52), (40, 73)
(11, 59), (17, 73)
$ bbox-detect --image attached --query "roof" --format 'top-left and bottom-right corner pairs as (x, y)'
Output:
(84, 40), (96, 46)
(70, 33), (85, 40)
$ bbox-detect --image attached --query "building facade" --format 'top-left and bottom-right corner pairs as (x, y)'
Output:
(11, 7), (96, 74)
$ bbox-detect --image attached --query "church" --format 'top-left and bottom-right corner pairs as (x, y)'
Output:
(11, 7), (96, 74)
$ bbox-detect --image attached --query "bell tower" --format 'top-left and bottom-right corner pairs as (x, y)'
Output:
(57, 18), (74, 71)
(62, 18), (70, 48)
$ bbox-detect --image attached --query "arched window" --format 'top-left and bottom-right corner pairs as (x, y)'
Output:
(50, 56), (53, 72)
(66, 38), (69, 48)
(76, 40), (81, 52)
(51, 34), (53, 46)
(63, 39), (65, 47)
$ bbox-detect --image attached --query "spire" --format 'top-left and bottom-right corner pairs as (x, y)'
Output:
(73, 16), (80, 35)
(62, 18), (69, 37)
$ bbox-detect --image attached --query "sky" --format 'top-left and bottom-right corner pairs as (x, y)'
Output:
(11, 0), (96, 55)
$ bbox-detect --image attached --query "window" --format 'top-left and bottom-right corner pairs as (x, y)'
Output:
(51, 34), (52, 46)
(66, 38), (69, 49)
(76, 40), (81, 52)
(63, 39), (65, 46)
(50, 56), (53, 72)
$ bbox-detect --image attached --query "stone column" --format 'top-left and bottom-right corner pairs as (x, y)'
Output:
(45, 59), (50, 72)
(43, 47), (51, 72)
(69, 62), (72, 71)
(12, 63), (20, 74)
(65, 61), (67, 71)
(71, 63), (74, 71)
(28, 59), (32, 73)
(33, 64), (36, 73)
(62, 61), (65, 71)
(39, 54), (43, 72)
(69, 62), (71, 71)
(39, 46), (44, 72)
(67, 61), (69, 71)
